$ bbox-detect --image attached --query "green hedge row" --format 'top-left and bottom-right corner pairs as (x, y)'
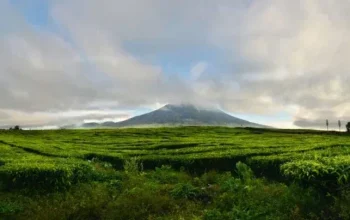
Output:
(0, 159), (94, 191)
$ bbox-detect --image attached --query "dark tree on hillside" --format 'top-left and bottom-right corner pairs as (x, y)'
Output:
(338, 120), (341, 132)
(326, 119), (329, 131)
(346, 122), (350, 133)
(12, 125), (21, 130)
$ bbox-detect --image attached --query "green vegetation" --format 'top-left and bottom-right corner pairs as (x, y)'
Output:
(1, 127), (350, 219)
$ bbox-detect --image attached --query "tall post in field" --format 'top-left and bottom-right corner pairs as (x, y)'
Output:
(326, 119), (329, 131)
(338, 120), (341, 132)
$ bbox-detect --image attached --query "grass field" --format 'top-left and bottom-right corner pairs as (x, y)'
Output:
(1, 127), (350, 219)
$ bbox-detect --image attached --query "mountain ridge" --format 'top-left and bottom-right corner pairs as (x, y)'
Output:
(80, 104), (268, 128)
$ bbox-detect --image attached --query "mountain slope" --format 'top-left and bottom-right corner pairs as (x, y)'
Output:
(83, 104), (267, 128)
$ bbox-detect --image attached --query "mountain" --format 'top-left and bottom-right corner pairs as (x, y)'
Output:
(81, 104), (268, 128)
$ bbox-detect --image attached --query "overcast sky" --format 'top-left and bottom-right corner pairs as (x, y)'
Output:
(1, 0), (350, 129)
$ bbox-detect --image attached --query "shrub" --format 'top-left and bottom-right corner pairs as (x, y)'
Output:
(89, 158), (123, 182)
(150, 165), (190, 184)
(331, 189), (350, 219)
(106, 188), (173, 219)
(201, 170), (219, 185)
(0, 201), (23, 215)
(0, 160), (94, 191)
(123, 157), (143, 175)
(170, 182), (200, 200)
(18, 183), (113, 220)
(235, 161), (254, 183)
(203, 209), (223, 220)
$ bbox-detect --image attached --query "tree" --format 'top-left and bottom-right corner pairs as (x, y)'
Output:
(346, 122), (350, 133)
(338, 120), (341, 132)
(10, 125), (21, 131)
(326, 119), (329, 131)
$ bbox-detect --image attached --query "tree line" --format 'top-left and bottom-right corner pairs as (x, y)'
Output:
(4, 123), (350, 132)
(8, 125), (21, 130)
(326, 120), (350, 132)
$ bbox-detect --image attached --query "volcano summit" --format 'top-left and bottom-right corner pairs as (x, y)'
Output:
(82, 104), (267, 128)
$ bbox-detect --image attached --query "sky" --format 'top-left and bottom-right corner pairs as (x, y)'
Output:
(0, 0), (350, 129)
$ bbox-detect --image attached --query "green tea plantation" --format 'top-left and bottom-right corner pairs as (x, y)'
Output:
(1, 127), (350, 219)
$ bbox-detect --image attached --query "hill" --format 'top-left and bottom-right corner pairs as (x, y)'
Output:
(83, 104), (267, 128)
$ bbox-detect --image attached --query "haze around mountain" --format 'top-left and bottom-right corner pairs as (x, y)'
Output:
(80, 104), (267, 128)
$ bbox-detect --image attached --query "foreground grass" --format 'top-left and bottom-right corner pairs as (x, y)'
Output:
(2, 160), (348, 220)
(1, 127), (350, 219)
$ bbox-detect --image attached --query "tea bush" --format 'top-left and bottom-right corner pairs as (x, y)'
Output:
(1, 127), (350, 219)
(0, 159), (94, 191)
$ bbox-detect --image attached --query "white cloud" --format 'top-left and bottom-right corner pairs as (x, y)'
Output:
(0, 109), (131, 127)
(208, 0), (350, 126)
(2, 0), (350, 128)
(190, 62), (208, 80)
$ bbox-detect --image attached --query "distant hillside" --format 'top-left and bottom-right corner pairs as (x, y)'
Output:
(82, 104), (268, 128)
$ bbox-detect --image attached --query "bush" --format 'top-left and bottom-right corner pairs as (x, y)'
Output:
(89, 159), (123, 183)
(204, 162), (323, 219)
(149, 165), (190, 184)
(123, 157), (143, 175)
(331, 189), (350, 219)
(201, 170), (220, 185)
(105, 187), (174, 220)
(170, 182), (200, 200)
(0, 200), (23, 215)
(0, 160), (94, 191)
(203, 209), (223, 220)
(235, 161), (254, 183)
(18, 183), (114, 220)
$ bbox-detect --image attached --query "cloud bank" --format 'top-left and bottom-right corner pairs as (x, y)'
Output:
(1, 0), (350, 128)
